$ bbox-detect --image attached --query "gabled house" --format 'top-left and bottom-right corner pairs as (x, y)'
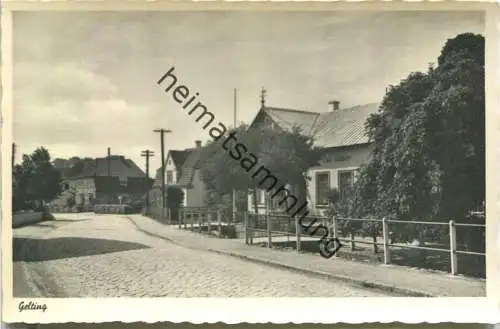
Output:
(247, 100), (379, 214)
(152, 148), (192, 189)
(57, 155), (150, 206)
(151, 140), (208, 209)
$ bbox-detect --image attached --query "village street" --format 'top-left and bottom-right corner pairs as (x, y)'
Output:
(13, 214), (392, 298)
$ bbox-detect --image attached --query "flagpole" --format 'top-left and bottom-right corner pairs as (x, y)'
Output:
(232, 88), (237, 222)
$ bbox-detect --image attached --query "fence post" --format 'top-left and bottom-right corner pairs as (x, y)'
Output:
(249, 213), (254, 245)
(382, 217), (391, 265)
(184, 211), (188, 229)
(295, 214), (301, 253)
(199, 212), (203, 234)
(178, 209), (182, 229)
(207, 212), (212, 235)
(244, 211), (249, 244)
(217, 210), (222, 238)
(267, 214), (272, 248)
(332, 215), (338, 258)
(449, 220), (458, 275)
(266, 194), (272, 248)
(190, 211), (194, 230)
(168, 208), (171, 225)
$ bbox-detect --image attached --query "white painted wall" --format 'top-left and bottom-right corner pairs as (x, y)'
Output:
(164, 152), (179, 185)
(182, 169), (207, 208)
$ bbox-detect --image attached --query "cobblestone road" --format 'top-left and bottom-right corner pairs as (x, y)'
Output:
(13, 214), (391, 297)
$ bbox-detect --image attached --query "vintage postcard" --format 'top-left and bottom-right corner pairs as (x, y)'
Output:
(2, 0), (499, 324)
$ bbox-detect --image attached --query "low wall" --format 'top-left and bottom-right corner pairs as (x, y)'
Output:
(12, 211), (45, 228)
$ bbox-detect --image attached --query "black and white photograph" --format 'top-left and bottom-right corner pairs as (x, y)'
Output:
(2, 2), (496, 324)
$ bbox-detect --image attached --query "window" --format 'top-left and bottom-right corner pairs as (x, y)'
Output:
(166, 170), (173, 184)
(338, 170), (355, 200)
(257, 189), (265, 205)
(315, 172), (331, 206)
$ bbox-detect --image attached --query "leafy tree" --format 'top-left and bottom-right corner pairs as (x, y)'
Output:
(351, 33), (484, 244)
(200, 124), (323, 214)
(166, 187), (184, 209)
(13, 147), (63, 211)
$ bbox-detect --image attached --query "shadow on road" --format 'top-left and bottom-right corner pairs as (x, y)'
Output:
(13, 237), (150, 262)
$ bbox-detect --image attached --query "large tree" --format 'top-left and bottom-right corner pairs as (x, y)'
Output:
(13, 147), (63, 211)
(349, 33), (484, 243)
(200, 124), (323, 214)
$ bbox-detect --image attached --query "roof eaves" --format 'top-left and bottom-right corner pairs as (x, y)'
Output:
(265, 106), (320, 115)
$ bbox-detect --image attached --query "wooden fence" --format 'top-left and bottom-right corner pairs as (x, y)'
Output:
(177, 207), (485, 276)
(178, 207), (245, 238)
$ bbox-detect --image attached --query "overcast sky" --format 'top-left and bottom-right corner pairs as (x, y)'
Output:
(12, 11), (484, 174)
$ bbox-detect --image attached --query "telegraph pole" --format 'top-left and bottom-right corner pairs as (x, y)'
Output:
(153, 128), (172, 221)
(232, 88), (237, 222)
(12, 143), (16, 169)
(141, 149), (155, 215)
(107, 147), (112, 204)
(107, 147), (111, 177)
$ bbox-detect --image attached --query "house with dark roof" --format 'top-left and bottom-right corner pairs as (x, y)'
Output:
(59, 154), (151, 206)
(150, 140), (208, 209)
(248, 100), (379, 213)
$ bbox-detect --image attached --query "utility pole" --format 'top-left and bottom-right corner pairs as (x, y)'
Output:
(232, 88), (237, 222)
(107, 147), (112, 204)
(107, 147), (111, 176)
(12, 143), (16, 169)
(153, 128), (172, 222)
(141, 149), (155, 215)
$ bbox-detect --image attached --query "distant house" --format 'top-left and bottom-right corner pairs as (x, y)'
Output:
(247, 100), (379, 214)
(59, 155), (151, 206)
(151, 140), (207, 209)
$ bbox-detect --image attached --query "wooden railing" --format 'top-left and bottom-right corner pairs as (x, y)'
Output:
(176, 207), (485, 276)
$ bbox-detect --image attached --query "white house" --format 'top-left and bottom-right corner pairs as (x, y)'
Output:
(151, 140), (207, 208)
(247, 100), (379, 214)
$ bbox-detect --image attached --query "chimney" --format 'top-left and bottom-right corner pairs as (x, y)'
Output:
(195, 140), (202, 148)
(328, 100), (340, 112)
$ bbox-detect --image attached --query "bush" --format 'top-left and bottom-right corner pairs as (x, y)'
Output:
(94, 204), (132, 214)
(221, 225), (237, 238)
(81, 204), (94, 212)
(42, 209), (55, 221)
(127, 200), (144, 213)
(71, 205), (82, 213)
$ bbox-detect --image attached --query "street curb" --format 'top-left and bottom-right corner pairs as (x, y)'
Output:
(125, 216), (436, 297)
(206, 248), (435, 297)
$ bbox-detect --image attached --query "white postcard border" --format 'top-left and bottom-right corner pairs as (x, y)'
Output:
(1, 0), (499, 324)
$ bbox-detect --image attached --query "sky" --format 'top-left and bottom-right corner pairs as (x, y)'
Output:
(12, 10), (484, 175)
